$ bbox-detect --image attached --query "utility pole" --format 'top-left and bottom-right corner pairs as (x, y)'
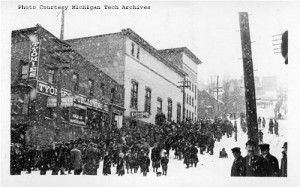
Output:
(178, 76), (190, 121)
(212, 75), (223, 118)
(60, 9), (65, 40)
(239, 12), (258, 144)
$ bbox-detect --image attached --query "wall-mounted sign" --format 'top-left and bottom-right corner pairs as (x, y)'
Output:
(131, 111), (149, 118)
(37, 81), (108, 111)
(70, 107), (86, 125)
(28, 41), (41, 80)
(47, 96), (74, 107)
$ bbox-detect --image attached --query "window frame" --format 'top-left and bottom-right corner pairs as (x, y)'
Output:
(144, 87), (151, 114)
(72, 72), (79, 91)
(157, 97), (162, 114)
(130, 80), (138, 110)
(167, 98), (172, 121)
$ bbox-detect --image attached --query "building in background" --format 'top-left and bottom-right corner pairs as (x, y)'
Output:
(11, 24), (124, 146)
(67, 29), (187, 124)
(197, 90), (224, 119)
(158, 47), (201, 122)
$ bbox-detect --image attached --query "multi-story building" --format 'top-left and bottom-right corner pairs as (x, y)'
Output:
(158, 47), (201, 122)
(11, 24), (124, 146)
(67, 29), (186, 124)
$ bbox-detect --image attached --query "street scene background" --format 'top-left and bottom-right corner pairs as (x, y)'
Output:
(2, 1), (300, 187)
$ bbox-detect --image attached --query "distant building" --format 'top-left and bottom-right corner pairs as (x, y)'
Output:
(197, 90), (224, 119)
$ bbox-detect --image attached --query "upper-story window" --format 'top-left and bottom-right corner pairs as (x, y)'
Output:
(72, 73), (79, 91)
(144, 88), (151, 114)
(19, 60), (29, 80)
(192, 83), (194, 92)
(110, 87), (116, 103)
(88, 79), (94, 96)
(100, 83), (105, 96)
(167, 98), (172, 121)
(48, 69), (57, 84)
(131, 43), (135, 56)
(137, 47), (140, 59)
(130, 80), (138, 109)
(192, 98), (194, 107)
(177, 103), (181, 123)
(157, 97), (162, 114)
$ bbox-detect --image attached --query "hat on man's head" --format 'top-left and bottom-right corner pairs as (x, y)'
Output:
(245, 139), (257, 147)
(231, 147), (241, 153)
(282, 142), (287, 149)
(259, 143), (270, 150)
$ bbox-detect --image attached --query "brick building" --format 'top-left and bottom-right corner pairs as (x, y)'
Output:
(11, 24), (124, 146)
(158, 47), (201, 122)
(67, 29), (189, 124)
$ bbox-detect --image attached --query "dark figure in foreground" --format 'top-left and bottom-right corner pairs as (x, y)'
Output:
(230, 147), (244, 176)
(259, 144), (279, 176)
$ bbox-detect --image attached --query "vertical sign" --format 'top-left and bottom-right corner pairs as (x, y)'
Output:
(28, 41), (41, 80)
(239, 12), (258, 144)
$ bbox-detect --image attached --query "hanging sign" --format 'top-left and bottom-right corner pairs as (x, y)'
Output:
(28, 41), (41, 80)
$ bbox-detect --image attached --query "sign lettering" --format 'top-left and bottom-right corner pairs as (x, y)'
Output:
(28, 41), (40, 79)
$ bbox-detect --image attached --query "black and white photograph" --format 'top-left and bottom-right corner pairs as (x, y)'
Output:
(1, 0), (300, 186)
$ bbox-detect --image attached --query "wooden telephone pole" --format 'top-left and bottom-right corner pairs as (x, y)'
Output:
(60, 9), (65, 40)
(239, 12), (258, 144)
(178, 77), (190, 121)
(212, 76), (223, 117)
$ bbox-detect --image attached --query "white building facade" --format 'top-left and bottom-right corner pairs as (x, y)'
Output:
(67, 29), (186, 124)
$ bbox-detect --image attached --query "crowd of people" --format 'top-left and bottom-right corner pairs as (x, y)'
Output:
(10, 118), (235, 176)
(10, 116), (287, 177)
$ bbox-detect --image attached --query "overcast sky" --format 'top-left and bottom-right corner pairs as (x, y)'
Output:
(2, 1), (298, 88)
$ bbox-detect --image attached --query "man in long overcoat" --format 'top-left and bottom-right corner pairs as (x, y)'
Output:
(70, 144), (83, 175)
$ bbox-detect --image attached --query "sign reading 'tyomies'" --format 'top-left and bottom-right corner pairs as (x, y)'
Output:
(28, 41), (41, 80)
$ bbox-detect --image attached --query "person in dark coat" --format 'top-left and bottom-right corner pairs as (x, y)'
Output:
(124, 150), (133, 174)
(219, 148), (228, 158)
(116, 152), (125, 176)
(258, 130), (264, 144)
(70, 144), (83, 175)
(10, 144), (24, 175)
(140, 152), (150, 176)
(83, 143), (98, 175)
(38, 145), (52, 175)
(161, 152), (169, 176)
(132, 152), (139, 173)
(151, 144), (161, 172)
(280, 142), (287, 177)
(268, 119), (274, 134)
(242, 140), (264, 176)
(274, 120), (279, 136)
(230, 147), (244, 176)
(190, 144), (199, 167)
(262, 117), (266, 128)
(259, 144), (279, 177)
(102, 152), (112, 175)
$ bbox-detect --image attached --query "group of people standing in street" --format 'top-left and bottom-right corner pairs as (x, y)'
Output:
(231, 140), (287, 177)
(10, 118), (234, 176)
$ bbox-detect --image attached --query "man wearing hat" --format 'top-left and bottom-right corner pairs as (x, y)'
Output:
(242, 140), (264, 176)
(230, 147), (244, 176)
(280, 142), (287, 177)
(259, 143), (279, 176)
(70, 143), (83, 175)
